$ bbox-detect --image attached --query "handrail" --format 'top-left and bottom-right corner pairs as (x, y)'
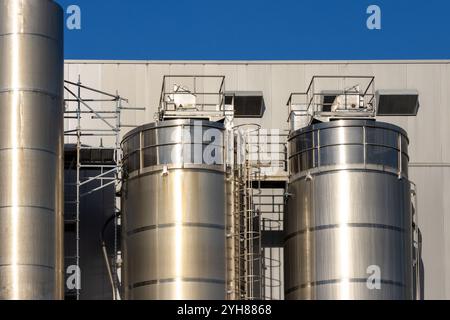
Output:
(287, 76), (377, 128)
(158, 75), (227, 119)
(288, 124), (408, 177)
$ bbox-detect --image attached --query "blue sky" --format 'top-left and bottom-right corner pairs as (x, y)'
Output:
(55, 0), (450, 60)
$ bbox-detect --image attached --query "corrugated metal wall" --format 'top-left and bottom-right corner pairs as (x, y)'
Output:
(64, 60), (450, 299)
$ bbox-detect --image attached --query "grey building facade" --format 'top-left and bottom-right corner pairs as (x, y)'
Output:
(63, 60), (450, 300)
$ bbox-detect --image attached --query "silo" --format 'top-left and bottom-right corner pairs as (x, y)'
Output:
(285, 120), (413, 300)
(0, 0), (64, 299)
(121, 120), (226, 300)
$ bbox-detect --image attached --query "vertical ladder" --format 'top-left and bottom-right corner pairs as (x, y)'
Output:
(232, 126), (263, 300)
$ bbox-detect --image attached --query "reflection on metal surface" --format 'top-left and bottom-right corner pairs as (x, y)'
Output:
(174, 170), (183, 300)
(121, 120), (226, 300)
(285, 120), (414, 300)
(337, 171), (350, 299)
(0, 0), (64, 300)
(10, 0), (20, 299)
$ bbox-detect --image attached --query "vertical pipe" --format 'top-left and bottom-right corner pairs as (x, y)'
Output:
(0, 0), (64, 300)
(75, 77), (81, 301)
(226, 174), (236, 300)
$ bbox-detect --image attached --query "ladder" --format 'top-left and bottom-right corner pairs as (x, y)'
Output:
(232, 126), (263, 300)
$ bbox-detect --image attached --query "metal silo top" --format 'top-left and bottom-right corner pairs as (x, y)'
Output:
(122, 119), (225, 143)
(121, 120), (226, 176)
(288, 120), (410, 180)
(289, 120), (409, 142)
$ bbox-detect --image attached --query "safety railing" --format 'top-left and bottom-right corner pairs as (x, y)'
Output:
(158, 75), (226, 120)
(288, 121), (410, 178)
(245, 130), (289, 178)
(287, 76), (377, 129)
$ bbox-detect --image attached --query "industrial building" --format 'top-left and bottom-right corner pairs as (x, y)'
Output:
(62, 60), (449, 300)
(1, 0), (449, 300)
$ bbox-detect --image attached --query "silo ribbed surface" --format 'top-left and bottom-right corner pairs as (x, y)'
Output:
(0, 0), (64, 300)
(285, 120), (413, 300)
(121, 120), (226, 300)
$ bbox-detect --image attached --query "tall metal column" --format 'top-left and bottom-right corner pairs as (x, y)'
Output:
(0, 0), (64, 300)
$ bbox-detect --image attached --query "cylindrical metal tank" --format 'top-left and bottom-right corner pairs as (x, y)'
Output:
(0, 0), (64, 299)
(285, 120), (413, 300)
(121, 120), (226, 300)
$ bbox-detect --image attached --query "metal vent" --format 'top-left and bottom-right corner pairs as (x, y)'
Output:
(321, 91), (342, 112)
(376, 90), (420, 116)
(226, 91), (265, 118)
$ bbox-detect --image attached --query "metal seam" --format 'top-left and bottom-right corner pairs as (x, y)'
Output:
(127, 223), (226, 236)
(130, 278), (226, 290)
(285, 278), (406, 294)
(0, 205), (54, 212)
(289, 166), (405, 183)
(0, 264), (55, 270)
(0, 88), (61, 99)
(0, 32), (61, 43)
(126, 166), (226, 180)
(0, 148), (57, 156)
(284, 223), (405, 242)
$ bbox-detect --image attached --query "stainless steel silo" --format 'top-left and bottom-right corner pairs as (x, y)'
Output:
(0, 0), (64, 300)
(121, 120), (226, 300)
(285, 120), (413, 300)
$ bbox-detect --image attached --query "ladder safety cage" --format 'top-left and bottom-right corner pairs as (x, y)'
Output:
(230, 125), (288, 300)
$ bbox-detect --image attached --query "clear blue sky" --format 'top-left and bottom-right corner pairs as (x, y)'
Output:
(56, 0), (450, 60)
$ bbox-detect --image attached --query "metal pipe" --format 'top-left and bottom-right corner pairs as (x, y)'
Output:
(101, 214), (118, 300)
(65, 80), (128, 102)
(410, 162), (450, 168)
(416, 229), (423, 300)
(410, 182), (423, 300)
(101, 244), (116, 301)
(75, 77), (81, 300)
(65, 86), (116, 130)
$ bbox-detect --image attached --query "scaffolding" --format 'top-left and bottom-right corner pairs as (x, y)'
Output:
(63, 77), (143, 300)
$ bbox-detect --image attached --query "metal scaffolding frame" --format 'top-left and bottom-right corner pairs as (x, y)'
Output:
(63, 77), (143, 300)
